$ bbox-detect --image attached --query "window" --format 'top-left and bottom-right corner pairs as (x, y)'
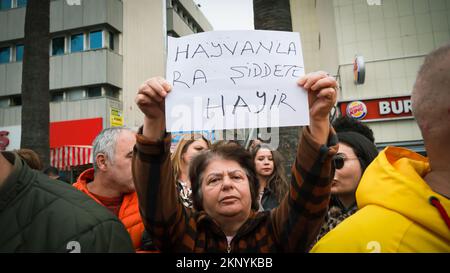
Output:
(15, 44), (23, 62)
(89, 30), (102, 50)
(51, 91), (64, 102)
(0, 97), (9, 108)
(66, 89), (85, 100)
(10, 95), (21, 106)
(70, 33), (84, 53)
(0, 47), (10, 64)
(105, 87), (120, 99)
(0, 0), (11, 10)
(109, 31), (114, 50)
(16, 0), (27, 8)
(87, 86), (102, 97)
(52, 37), (65, 56)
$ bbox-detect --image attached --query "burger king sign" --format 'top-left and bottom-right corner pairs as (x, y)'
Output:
(338, 95), (414, 122)
(346, 101), (368, 120)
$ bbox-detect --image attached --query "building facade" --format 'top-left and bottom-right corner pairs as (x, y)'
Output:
(291, 0), (450, 153)
(0, 0), (212, 170)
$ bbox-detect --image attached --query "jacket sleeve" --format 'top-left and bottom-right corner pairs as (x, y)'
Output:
(132, 129), (192, 251)
(270, 126), (338, 252)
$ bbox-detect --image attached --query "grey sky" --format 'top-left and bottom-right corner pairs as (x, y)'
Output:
(193, 0), (254, 30)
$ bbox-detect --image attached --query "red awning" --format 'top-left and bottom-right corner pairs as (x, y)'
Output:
(50, 145), (93, 170)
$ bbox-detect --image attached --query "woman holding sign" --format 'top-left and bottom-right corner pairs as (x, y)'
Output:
(133, 72), (338, 252)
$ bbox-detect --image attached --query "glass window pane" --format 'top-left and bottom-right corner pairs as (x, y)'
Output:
(109, 31), (114, 50)
(71, 33), (84, 53)
(51, 91), (64, 102)
(0, 97), (9, 108)
(10, 96), (21, 106)
(87, 86), (102, 97)
(52, 37), (65, 56)
(67, 89), (85, 100)
(89, 31), (102, 50)
(16, 44), (24, 62)
(105, 87), (120, 99)
(0, 0), (11, 10)
(0, 47), (11, 64)
(17, 0), (27, 8)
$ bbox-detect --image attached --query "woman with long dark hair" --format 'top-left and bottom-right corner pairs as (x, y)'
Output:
(251, 144), (288, 211)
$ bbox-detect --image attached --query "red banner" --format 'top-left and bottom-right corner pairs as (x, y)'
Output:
(50, 118), (103, 148)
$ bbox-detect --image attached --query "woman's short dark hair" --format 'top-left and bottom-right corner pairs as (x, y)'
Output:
(189, 143), (260, 211)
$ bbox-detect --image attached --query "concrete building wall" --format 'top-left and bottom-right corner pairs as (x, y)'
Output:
(50, 49), (122, 90)
(178, 0), (212, 31)
(0, 6), (25, 41)
(0, 105), (20, 126)
(169, 8), (195, 36)
(122, 0), (167, 129)
(0, 62), (21, 96)
(50, 97), (122, 129)
(290, 0), (321, 73)
(50, 0), (123, 33)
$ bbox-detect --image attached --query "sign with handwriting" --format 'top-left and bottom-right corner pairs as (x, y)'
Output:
(165, 30), (309, 132)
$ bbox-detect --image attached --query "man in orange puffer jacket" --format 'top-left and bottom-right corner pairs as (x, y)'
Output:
(74, 127), (157, 252)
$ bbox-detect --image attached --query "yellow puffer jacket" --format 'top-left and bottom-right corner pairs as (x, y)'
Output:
(311, 147), (450, 253)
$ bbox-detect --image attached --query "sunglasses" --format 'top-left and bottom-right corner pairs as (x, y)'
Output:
(332, 154), (359, 170)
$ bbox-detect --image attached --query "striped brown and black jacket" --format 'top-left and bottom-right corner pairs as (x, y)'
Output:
(132, 127), (338, 253)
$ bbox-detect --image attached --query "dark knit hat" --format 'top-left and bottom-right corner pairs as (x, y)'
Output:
(337, 131), (378, 172)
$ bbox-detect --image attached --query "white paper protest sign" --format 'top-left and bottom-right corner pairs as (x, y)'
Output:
(165, 30), (309, 132)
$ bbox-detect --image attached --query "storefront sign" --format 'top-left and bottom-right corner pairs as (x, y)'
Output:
(346, 101), (368, 120)
(338, 95), (413, 122)
(110, 107), (124, 127)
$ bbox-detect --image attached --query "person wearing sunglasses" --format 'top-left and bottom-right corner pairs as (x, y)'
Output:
(313, 130), (378, 244)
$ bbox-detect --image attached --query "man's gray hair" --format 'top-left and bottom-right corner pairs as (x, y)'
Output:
(92, 127), (133, 173)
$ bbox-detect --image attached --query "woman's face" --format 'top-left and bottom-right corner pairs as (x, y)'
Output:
(254, 148), (274, 177)
(201, 158), (252, 221)
(182, 139), (209, 165)
(331, 143), (362, 196)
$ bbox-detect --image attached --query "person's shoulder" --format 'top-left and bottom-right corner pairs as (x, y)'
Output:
(31, 171), (118, 223)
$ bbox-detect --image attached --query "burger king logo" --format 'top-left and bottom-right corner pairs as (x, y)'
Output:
(346, 101), (367, 120)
